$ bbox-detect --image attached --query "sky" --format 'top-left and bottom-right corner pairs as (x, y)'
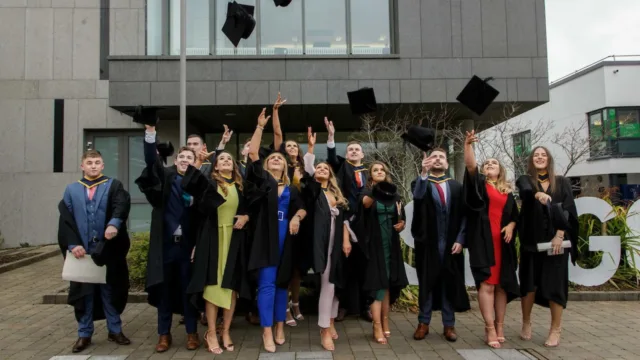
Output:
(546, 0), (640, 81)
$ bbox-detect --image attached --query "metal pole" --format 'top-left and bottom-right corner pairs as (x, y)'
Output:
(179, 0), (187, 146)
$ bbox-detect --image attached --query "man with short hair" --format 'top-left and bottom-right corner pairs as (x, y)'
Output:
(188, 125), (233, 178)
(58, 150), (132, 353)
(411, 148), (469, 342)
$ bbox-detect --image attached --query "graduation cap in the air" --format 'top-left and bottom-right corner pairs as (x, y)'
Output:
(156, 141), (174, 165)
(222, 1), (256, 47)
(347, 87), (377, 115)
(456, 75), (499, 116)
(274, 0), (292, 6)
(126, 105), (164, 126)
(401, 125), (436, 152)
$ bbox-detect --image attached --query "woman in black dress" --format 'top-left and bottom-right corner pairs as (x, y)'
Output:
(517, 146), (578, 348)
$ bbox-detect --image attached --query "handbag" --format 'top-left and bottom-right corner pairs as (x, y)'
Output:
(62, 251), (107, 284)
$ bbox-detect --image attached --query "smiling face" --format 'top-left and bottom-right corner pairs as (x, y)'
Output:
(429, 150), (448, 172)
(214, 152), (235, 173)
(266, 152), (286, 172)
(482, 158), (501, 179)
(532, 147), (549, 171)
(81, 155), (104, 178)
(314, 162), (331, 182)
(285, 140), (299, 159)
(371, 163), (387, 183)
(345, 143), (364, 163)
(174, 149), (195, 173)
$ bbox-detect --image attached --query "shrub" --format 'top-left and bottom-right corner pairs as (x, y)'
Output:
(127, 232), (150, 290)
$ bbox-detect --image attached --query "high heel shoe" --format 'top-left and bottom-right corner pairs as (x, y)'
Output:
(382, 316), (391, 338)
(204, 330), (223, 354)
(320, 329), (335, 351)
(262, 333), (276, 353)
(372, 322), (388, 345)
(544, 327), (562, 347)
(495, 322), (505, 343)
(290, 301), (304, 320)
(520, 321), (532, 341)
(220, 329), (234, 352)
(485, 326), (501, 349)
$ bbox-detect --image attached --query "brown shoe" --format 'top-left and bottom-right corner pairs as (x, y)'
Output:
(155, 334), (172, 353)
(444, 326), (458, 342)
(413, 323), (429, 340)
(108, 332), (131, 345)
(246, 312), (260, 326)
(72, 337), (91, 353)
(186, 332), (200, 350)
(334, 308), (347, 322)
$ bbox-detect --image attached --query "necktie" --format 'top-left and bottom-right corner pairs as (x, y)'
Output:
(435, 183), (446, 206)
(87, 187), (97, 201)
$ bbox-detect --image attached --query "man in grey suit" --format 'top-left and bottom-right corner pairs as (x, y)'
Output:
(187, 125), (233, 179)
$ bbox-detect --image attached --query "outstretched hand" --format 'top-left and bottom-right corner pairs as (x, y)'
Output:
(257, 108), (271, 127)
(307, 127), (317, 147)
(221, 124), (233, 145)
(465, 130), (478, 146)
(324, 117), (335, 138)
(273, 92), (287, 110)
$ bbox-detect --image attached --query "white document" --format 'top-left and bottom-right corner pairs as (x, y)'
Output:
(62, 251), (107, 284)
(537, 240), (572, 255)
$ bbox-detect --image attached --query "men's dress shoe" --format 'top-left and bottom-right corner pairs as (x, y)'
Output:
(334, 308), (347, 322)
(108, 332), (131, 345)
(246, 312), (260, 326)
(414, 323), (429, 340)
(155, 334), (172, 353)
(444, 326), (458, 342)
(72, 337), (91, 353)
(186, 332), (201, 350)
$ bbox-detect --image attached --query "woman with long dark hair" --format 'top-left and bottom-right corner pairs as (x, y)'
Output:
(517, 146), (578, 347)
(351, 161), (409, 344)
(463, 130), (520, 348)
(245, 108), (307, 353)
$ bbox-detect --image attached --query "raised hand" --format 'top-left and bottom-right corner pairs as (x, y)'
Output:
(221, 124), (233, 145)
(421, 152), (433, 177)
(324, 117), (335, 139)
(257, 108), (271, 128)
(273, 92), (287, 110)
(145, 124), (156, 132)
(465, 130), (478, 146)
(307, 127), (317, 148)
(198, 144), (215, 162)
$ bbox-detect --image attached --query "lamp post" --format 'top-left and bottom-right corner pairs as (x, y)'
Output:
(179, 0), (187, 146)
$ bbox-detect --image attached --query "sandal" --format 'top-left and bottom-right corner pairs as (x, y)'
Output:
(203, 330), (223, 355)
(262, 333), (276, 353)
(220, 330), (234, 352)
(320, 328), (335, 351)
(290, 301), (304, 320)
(544, 327), (562, 347)
(520, 321), (532, 341)
(329, 320), (339, 340)
(382, 316), (391, 338)
(285, 308), (297, 327)
(495, 322), (505, 343)
(372, 322), (388, 345)
(485, 326), (501, 349)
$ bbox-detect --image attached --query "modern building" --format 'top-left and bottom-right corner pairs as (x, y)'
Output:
(479, 55), (640, 197)
(0, 0), (549, 248)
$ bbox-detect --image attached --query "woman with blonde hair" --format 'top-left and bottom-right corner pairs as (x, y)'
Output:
(245, 108), (307, 353)
(463, 130), (519, 349)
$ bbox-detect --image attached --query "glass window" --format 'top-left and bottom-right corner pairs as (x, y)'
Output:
(146, 0), (163, 55)
(93, 136), (120, 180)
(259, 0), (303, 55)
(512, 130), (531, 178)
(350, 0), (391, 54)
(129, 204), (152, 233)
(215, 0), (257, 55)
(618, 109), (640, 138)
(170, 0), (211, 55)
(304, 0), (347, 55)
(128, 136), (146, 199)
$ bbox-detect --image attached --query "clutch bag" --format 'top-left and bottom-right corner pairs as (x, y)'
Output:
(62, 251), (107, 284)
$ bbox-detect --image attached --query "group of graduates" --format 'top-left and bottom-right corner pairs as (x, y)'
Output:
(57, 94), (579, 355)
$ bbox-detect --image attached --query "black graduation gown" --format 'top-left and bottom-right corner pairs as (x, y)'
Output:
(181, 166), (253, 309)
(300, 175), (347, 291)
(135, 157), (203, 314)
(516, 175), (579, 308)
(411, 178), (470, 312)
(464, 169), (520, 302)
(351, 189), (409, 305)
(57, 179), (131, 323)
(327, 146), (366, 214)
(244, 159), (304, 288)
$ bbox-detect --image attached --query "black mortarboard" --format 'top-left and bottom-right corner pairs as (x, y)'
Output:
(274, 0), (292, 6)
(127, 105), (164, 126)
(222, 1), (256, 47)
(156, 141), (174, 164)
(347, 87), (377, 115)
(401, 125), (435, 152)
(456, 75), (499, 116)
(372, 182), (400, 206)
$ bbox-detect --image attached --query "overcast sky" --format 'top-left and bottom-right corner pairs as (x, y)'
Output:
(546, 0), (640, 81)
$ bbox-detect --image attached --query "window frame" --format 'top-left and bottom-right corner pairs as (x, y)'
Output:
(586, 106), (640, 158)
(512, 130), (531, 178)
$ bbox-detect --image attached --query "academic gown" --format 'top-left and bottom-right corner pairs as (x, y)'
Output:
(244, 159), (304, 288)
(181, 166), (253, 309)
(516, 175), (578, 308)
(300, 175), (347, 292)
(135, 156), (204, 314)
(351, 189), (409, 305)
(411, 178), (470, 312)
(464, 169), (520, 302)
(57, 179), (131, 323)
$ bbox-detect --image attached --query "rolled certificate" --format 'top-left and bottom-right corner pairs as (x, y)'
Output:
(536, 240), (572, 252)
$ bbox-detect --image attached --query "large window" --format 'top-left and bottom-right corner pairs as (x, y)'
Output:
(148, 0), (393, 56)
(588, 107), (640, 157)
(512, 130), (531, 178)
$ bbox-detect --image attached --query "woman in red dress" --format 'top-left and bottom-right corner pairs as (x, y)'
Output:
(463, 130), (520, 349)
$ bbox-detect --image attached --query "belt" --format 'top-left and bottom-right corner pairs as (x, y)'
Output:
(172, 235), (182, 243)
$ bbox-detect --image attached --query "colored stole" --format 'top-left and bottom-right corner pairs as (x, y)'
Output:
(221, 174), (235, 185)
(348, 160), (367, 189)
(78, 174), (109, 189)
(537, 171), (549, 184)
(427, 174), (451, 184)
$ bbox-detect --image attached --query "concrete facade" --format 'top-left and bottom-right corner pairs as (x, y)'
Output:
(0, 0), (549, 248)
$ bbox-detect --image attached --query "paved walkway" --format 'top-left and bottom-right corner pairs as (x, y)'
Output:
(1, 257), (640, 360)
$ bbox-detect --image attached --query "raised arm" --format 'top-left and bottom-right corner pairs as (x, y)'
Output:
(272, 92), (286, 151)
(144, 125), (158, 167)
(413, 152), (433, 200)
(325, 117), (340, 169)
(217, 124), (233, 152)
(249, 108), (271, 162)
(304, 126), (317, 175)
(464, 130), (478, 175)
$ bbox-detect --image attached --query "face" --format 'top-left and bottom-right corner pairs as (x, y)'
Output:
(215, 152), (234, 173)
(346, 143), (364, 163)
(186, 136), (204, 154)
(371, 164), (387, 183)
(532, 148), (548, 170)
(174, 150), (195, 173)
(314, 163), (331, 181)
(430, 151), (448, 171)
(267, 153), (286, 172)
(482, 158), (500, 178)
(241, 142), (251, 157)
(285, 141), (299, 158)
(81, 156), (104, 178)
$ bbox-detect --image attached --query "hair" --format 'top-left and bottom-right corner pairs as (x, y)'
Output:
(82, 149), (102, 161)
(211, 151), (244, 196)
(527, 145), (557, 194)
(187, 134), (204, 144)
(264, 152), (291, 185)
(314, 161), (348, 208)
(429, 147), (448, 158)
(177, 146), (196, 158)
(481, 158), (512, 194)
(366, 161), (393, 189)
(346, 141), (363, 150)
(244, 138), (252, 146)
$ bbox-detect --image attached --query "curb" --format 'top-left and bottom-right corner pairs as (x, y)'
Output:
(0, 247), (60, 275)
(43, 288), (148, 305)
(467, 290), (640, 301)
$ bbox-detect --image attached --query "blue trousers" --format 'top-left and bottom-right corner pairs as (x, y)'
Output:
(157, 259), (198, 335)
(418, 280), (455, 326)
(257, 210), (289, 327)
(78, 284), (122, 338)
